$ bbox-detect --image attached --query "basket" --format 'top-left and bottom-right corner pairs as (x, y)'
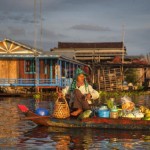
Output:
(53, 97), (70, 119)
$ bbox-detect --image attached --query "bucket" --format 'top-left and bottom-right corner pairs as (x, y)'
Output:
(98, 110), (110, 118)
(35, 108), (49, 116)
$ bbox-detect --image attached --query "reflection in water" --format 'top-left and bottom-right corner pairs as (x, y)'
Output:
(18, 126), (150, 150)
(0, 97), (36, 148)
(0, 96), (150, 149)
(0, 99), (21, 147)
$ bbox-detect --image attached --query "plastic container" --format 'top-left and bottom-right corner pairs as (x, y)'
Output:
(110, 111), (118, 119)
(97, 110), (110, 118)
(110, 108), (118, 119)
(35, 108), (49, 116)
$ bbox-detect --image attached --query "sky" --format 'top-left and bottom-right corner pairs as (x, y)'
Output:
(0, 0), (150, 55)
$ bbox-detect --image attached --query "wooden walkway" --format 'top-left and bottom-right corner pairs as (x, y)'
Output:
(0, 93), (32, 97)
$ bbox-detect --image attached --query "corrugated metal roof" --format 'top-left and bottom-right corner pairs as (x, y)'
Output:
(0, 53), (86, 65)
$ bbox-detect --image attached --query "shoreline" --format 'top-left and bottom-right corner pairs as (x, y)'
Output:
(0, 90), (149, 98)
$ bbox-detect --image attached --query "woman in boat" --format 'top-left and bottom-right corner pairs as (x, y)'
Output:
(58, 68), (99, 116)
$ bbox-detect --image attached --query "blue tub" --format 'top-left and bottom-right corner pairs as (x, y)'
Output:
(35, 108), (49, 116)
(97, 110), (110, 118)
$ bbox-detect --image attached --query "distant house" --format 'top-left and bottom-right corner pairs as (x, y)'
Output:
(0, 38), (89, 93)
(51, 42), (126, 64)
(51, 42), (150, 91)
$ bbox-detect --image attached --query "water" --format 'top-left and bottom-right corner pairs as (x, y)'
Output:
(0, 96), (150, 149)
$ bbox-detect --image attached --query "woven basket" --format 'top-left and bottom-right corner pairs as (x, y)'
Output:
(53, 97), (70, 119)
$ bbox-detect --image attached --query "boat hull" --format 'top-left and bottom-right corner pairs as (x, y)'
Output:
(25, 111), (150, 130)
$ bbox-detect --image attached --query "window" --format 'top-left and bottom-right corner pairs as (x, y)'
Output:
(25, 59), (35, 73)
(66, 62), (69, 78)
(70, 63), (74, 78)
(52, 60), (57, 79)
(62, 61), (65, 77)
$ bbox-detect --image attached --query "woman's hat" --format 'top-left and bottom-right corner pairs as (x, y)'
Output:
(69, 68), (88, 92)
(74, 68), (87, 78)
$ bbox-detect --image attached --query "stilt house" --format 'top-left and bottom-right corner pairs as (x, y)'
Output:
(0, 39), (89, 93)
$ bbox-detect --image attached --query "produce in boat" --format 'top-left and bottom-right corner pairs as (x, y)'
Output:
(18, 104), (150, 130)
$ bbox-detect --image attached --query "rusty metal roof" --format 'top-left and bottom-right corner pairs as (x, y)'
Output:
(58, 42), (126, 49)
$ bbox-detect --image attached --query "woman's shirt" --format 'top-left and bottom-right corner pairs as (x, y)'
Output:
(62, 84), (99, 100)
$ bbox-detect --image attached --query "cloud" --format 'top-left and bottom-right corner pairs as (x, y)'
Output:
(0, 11), (44, 24)
(18, 39), (57, 51)
(0, 0), (150, 55)
(27, 28), (68, 42)
(70, 24), (111, 32)
(125, 26), (150, 54)
(0, 0), (45, 24)
(0, 26), (26, 38)
(0, 0), (66, 13)
(41, 28), (67, 40)
(0, 0), (34, 12)
(8, 26), (26, 36)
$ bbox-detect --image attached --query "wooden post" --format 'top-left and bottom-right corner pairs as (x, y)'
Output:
(98, 68), (100, 91)
(34, 54), (39, 93)
(50, 59), (52, 83)
(56, 86), (59, 92)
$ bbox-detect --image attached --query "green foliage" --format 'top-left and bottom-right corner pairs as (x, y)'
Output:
(125, 68), (138, 84)
(33, 93), (41, 99)
(137, 85), (144, 90)
(99, 90), (147, 101)
(49, 92), (58, 101)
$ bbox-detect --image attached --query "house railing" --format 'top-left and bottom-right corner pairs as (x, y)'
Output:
(0, 78), (73, 88)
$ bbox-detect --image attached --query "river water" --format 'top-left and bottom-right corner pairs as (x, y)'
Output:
(0, 96), (150, 149)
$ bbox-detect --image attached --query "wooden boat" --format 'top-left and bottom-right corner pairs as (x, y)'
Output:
(18, 105), (150, 130)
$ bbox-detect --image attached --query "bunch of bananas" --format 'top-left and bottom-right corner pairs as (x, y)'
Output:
(122, 101), (135, 111)
(139, 106), (150, 120)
